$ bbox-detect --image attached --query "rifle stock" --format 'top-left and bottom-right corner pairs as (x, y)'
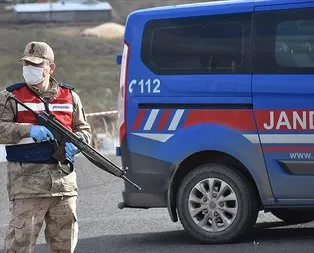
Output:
(6, 92), (141, 191)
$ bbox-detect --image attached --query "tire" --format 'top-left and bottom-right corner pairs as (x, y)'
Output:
(177, 164), (259, 244)
(271, 209), (314, 224)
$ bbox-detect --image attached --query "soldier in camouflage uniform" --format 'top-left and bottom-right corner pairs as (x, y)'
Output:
(0, 41), (91, 253)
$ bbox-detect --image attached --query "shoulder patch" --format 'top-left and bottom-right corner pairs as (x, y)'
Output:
(6, 82), (26, 92)
(59, 83), (74, 90)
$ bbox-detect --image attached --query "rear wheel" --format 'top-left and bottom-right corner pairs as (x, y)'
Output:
(271, 209), (314, 224)
(177, 164), (259, 244)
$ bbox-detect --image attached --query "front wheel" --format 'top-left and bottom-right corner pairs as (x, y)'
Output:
(177, 164), (259, 244)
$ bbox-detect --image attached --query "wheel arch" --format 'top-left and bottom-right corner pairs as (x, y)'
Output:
(167, 150), (261, 222)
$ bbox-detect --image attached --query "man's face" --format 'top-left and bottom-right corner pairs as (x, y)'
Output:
(23, 60), (55, 78)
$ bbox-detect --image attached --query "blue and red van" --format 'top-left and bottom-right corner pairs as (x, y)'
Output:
(117, 0), (314, 243)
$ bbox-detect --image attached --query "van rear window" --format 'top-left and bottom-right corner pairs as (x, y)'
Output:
(141, 13), (251, 75)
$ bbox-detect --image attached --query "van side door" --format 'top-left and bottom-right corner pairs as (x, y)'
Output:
(252, 2), (314, 204)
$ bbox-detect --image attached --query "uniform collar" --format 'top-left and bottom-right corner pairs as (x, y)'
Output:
(27, 77), (59, 101)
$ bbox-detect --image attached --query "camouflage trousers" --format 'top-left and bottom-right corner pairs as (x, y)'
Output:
(4, 196), (78, 253)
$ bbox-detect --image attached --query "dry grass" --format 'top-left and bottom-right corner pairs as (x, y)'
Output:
(82, 22), (125, 40)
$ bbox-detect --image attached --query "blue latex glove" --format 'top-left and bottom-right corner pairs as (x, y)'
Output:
(30, 125), (54, 142)
(65, 142), (79, 162)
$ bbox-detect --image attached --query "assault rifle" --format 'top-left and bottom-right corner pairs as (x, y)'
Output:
(5, 92), (141, 191)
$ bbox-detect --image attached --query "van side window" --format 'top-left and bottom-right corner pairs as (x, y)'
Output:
(276, 20), (314, 68)
(142, 13), (251, 75)
(254, 8), (314, 74)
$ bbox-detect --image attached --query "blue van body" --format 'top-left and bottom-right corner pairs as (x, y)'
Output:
(117, 0), (314, 242)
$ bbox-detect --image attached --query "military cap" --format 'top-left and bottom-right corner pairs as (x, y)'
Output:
(20, 41), (54, 64)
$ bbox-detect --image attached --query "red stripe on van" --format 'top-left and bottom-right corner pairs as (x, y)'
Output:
(157, 110), (172, 131)
(132, 110), (146, 130)
(183, 110), (256, 131)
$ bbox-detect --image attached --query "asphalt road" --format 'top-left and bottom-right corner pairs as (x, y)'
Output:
(0, 155), (314, 253)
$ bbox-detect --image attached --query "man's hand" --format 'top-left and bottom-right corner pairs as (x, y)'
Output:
(65, 142), (79, 162)
(30, 125), (54, 142)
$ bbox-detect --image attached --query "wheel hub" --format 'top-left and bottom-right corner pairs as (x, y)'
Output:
(209, 201), (216, 209)
(188, 177), (238, 232)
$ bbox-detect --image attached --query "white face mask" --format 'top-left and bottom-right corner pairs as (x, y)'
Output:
(23, 65), (47, 85)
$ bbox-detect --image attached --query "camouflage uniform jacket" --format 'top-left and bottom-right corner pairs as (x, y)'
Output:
(0, 78), (91, 200)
